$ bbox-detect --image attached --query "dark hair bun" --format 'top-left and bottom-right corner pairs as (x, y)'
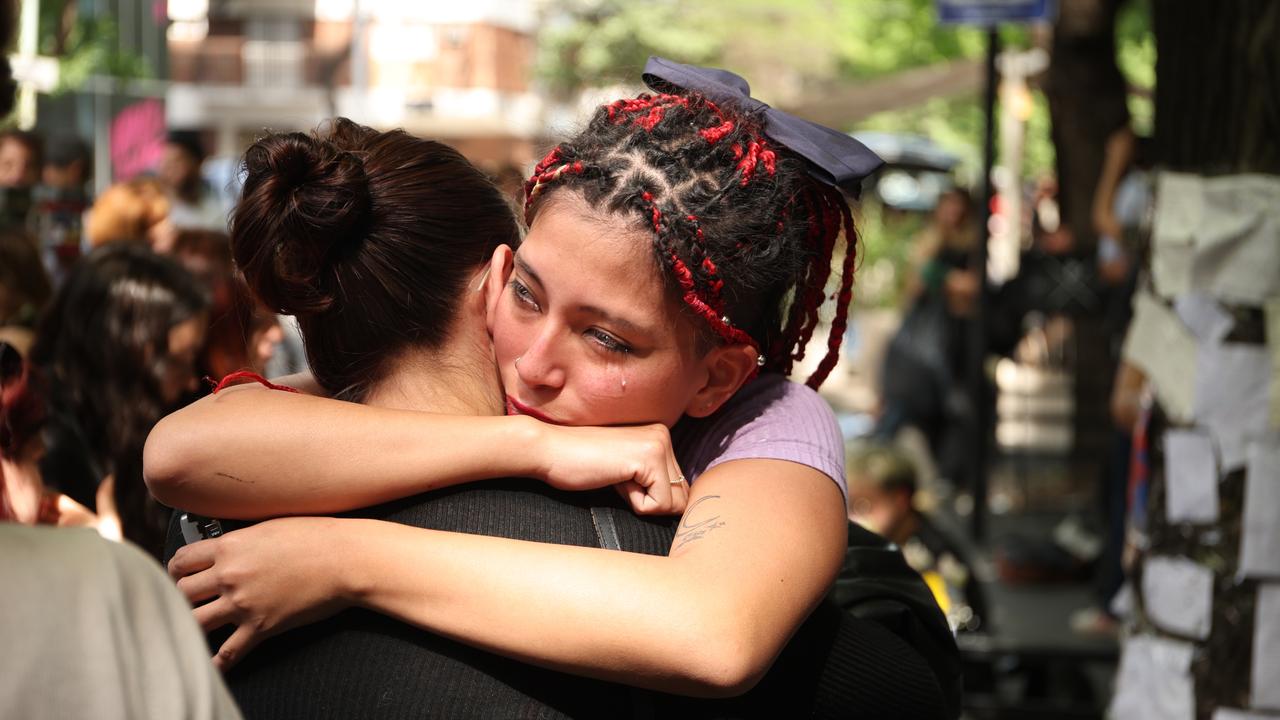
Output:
(234, 127), (373, 316)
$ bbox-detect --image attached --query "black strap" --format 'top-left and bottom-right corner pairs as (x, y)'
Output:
(590, 505), (658, 720)
(590, 506), (622, 551)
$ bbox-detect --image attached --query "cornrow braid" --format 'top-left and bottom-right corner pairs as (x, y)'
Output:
(524, 89), (857, 390)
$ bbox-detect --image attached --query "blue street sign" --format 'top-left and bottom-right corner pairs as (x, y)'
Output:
(937, 0), (1055, 25)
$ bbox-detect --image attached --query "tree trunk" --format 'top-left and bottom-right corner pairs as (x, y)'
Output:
(1044, 0), (1130, 463)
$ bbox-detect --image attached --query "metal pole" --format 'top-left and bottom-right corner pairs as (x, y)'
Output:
(970, 26), (999, 544)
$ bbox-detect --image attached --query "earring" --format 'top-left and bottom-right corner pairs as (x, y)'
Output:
(514, 355), (523, 369)
(620, 378), (628, 390)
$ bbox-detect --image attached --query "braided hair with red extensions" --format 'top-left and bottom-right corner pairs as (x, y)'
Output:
(524, 90), (857, 389)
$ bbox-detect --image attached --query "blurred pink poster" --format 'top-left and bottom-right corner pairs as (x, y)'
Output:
(111, 99), (165, 181)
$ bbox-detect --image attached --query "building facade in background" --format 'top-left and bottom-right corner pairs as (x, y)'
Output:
(166, 0), (542, 171)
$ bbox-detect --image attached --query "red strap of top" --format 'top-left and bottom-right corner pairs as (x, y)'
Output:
(208, 370), (301, 395)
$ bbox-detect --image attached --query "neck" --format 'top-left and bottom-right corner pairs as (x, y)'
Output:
(361, 316), (503, 417)
(0, 457), (42, 524)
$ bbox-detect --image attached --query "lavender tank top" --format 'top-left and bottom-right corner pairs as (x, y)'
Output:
(671, 373), (847, 500)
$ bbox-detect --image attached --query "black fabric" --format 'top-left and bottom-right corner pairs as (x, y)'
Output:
(39, 406), (102, 511)
(833, 523), (963, 717)
(166, 481), (657, 720)
(641, 56), (885, 195)
(165, 484), (961, 719)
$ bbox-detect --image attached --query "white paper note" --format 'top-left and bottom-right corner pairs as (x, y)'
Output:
(1109, 633), (1196, 720)
(1151, 172), (1280, 304)
(1151, 173), (1201, 299)
(1189, 175), (1280, 305)
(1165, 430), (1219, 523)
(1123, 291), (1198, 423)
(1154, 241), (1195, 299)
(1252, 584), (1280, 710)
(1176, 293), (1234, 345)
(1193, 344), (1271, 471)
(1142, 555), (1214, 639)
(1267, 297), (1280, 430)
(1241, 442), (1280, 579)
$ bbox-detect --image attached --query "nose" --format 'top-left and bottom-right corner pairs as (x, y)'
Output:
(515, 322), (567, 391)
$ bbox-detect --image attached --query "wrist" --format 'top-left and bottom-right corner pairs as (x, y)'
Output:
(333, 518), (372, 606)
(502, 414), (550, 481)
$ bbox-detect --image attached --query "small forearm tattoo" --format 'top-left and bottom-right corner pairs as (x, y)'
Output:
(216, 471), (254, 485)
(673, 495), (725, 552)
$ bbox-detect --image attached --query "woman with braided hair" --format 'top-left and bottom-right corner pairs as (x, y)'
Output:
(147, 59), (927, 705)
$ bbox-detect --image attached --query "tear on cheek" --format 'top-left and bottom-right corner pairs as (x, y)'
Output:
(590, 352), (630, 400)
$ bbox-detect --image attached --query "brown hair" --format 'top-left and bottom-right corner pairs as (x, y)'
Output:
(85, 178), (171, 247)
(232, 118), (520, 401)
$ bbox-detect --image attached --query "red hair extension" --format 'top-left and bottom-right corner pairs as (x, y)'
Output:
(791, 191), (842, 364)
(771, 189), (822, 372)
(209, 370), (301, 395)
(805, 192), (858, 389)
(640, 191), (663, 232)
(638, 194), (757, 374)
(700, 120), (735, 144)
(684, 213), (726, 310)
(669, 254), (758, 351)
(523, 160), (586, 221)
(736, 140), (778, 187)
(523, 147), (563, 206)
(637, 105), (667, 131)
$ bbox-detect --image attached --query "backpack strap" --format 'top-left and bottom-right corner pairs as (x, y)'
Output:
(590, 505), (659, 720)
(590, 506), (622, 551)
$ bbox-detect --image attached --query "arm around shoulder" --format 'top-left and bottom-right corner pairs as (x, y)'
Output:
(143, 385), (546, 519)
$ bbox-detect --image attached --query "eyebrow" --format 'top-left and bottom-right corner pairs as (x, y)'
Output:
(513, 255), (654, 339)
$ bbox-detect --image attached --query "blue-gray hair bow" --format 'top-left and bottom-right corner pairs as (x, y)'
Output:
(643, 56), (884, 196)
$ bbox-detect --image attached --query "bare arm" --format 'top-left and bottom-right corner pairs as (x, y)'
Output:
(333, 460), (844, 695)
(1092, 126), (1135, 239)
(144, 383), (684, 520)
(143, 384), (545, 519)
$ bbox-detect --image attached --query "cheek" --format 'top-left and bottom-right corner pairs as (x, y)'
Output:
(491, 304), (531, 374)
(578, 359), (689, 425)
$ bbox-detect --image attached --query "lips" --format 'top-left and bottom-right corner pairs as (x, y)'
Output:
(505, 395), (566, 425)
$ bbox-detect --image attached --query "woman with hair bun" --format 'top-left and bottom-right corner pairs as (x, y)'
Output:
(150, 61), (953, 715)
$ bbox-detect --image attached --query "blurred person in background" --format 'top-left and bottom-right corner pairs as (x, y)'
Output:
(31, 243), (208, 557)
(1, 339), (239, 720)
(170, 229), (282, 379)
(877, 187), (988, 494)
(847, 441), (986, 633)
(85, 177), (175, 251)
(0, 227), (50, 355)
(1069, 128), (1154, 637)
(0, 127), (41, 188)
(34, 134), (93, 285)
(0, 4), (240, 717)
(0, 342), (96, 526)
(159, 130), (230, 233)
(0, 128), (39, 228)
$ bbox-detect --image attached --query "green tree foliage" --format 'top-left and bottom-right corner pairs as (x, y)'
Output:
(536, 0), (987, 103)
(37, 0), (150, 94)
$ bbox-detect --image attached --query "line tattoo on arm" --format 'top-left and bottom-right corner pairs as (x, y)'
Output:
(215, 471), (254, 484)
(673, 495), (725, 552)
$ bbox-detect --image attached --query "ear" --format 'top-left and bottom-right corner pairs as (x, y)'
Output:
(483, 245), (515, 334)
(684, 343), (760, 418)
